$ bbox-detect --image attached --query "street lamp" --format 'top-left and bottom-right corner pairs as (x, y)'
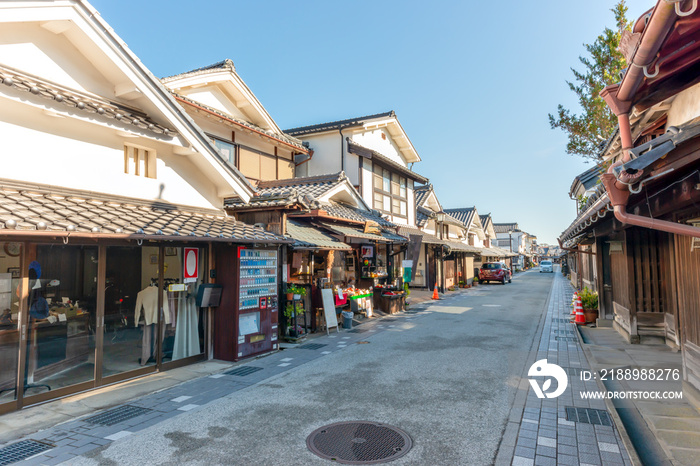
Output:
(508, 230), (513, 253)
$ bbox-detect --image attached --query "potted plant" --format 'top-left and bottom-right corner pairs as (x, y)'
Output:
(458, 280), (466, 288)
(284, 301), (305, 337)
(579, 287), (599, 323)
(286, 284), (307, 301)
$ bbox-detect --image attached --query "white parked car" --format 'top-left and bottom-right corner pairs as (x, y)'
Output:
(540, 260), (553, 273)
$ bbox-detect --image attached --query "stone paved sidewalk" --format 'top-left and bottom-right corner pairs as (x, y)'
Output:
(1, 297), (455, 465)
(497, 271), (634, 466)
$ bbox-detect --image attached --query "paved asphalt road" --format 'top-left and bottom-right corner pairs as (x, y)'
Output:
(74, 270), (555, 466)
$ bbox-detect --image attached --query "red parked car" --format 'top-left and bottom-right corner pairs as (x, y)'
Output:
(479, 262), (512, 284)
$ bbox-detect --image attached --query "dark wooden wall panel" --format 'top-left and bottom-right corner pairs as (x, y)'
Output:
(675, 232), (700, 347)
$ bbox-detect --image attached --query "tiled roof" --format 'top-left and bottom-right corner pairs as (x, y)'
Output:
(0, 64), (174, 137)
(318, 222), (407, 243)
(414, 184), (432, 207)
(397, 225), (444, 245)
(444, 207), (475, 228)
(416, 205), (433, 227)
(285, 220), (351, 250)
(161, 59), (237, 82)
(225, 173), (349, 210)
(397, 226), (479, 253)
(493, 223), (519, 234)
(346, 140), (428, 183)
(442, 212), (466, 228)
(479, 214), (492, 229)
(285, 111), (395, 136)
(0, 181), (287, 243)
(320, 202), (394, 228)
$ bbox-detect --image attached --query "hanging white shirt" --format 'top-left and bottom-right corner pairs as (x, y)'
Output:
(134, 286), (170, 326)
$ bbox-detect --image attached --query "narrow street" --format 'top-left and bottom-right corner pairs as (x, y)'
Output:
(67, 271), (553, 465)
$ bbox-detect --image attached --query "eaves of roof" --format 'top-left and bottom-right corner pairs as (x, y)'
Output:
(161, 59), (236, 82)
(173, 92), (307, 153)
(347, 140), (428, 183)
(284, 111), (396, 136)
(0, 179), (288, 243)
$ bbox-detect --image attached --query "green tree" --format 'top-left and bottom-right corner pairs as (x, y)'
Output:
(549, 1), (632, 161)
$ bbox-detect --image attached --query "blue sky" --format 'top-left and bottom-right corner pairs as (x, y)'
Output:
(91, 0), (653, 244)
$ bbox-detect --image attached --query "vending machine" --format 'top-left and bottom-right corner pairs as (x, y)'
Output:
(235, 247), (278, 359)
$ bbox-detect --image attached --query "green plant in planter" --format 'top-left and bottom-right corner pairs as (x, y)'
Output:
(403, 283), (411, 296)
(286, 284), (307, 296)
(283, 302), (305, 319)
(579, 287), (599, 310)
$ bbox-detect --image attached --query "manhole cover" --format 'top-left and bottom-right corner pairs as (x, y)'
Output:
(306, 421), (412, 464)
(85, 405), (152, 426)
(299, 343), (328, 350)
(0, 440), (54, 465)
(565, 407), (612, 426)
(225, 366), (264, 376)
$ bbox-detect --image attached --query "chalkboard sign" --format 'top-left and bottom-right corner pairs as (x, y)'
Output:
(320, 288), (339, 335)
(196, 284), (223, 308)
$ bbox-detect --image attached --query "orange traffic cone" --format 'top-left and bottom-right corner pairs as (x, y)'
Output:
(574, 295), (586, 325)
(431, 284), (439, 300)
(570, 292), (578, 316)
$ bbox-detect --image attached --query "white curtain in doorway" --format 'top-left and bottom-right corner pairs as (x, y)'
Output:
(173, 296), (200, 360)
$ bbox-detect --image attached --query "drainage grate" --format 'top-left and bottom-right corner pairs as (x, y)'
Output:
(299, 343), (328, 350)
(348, 329), (368, 334)
(565, 407), (612, 426)
(554, 330), (576, 335)
(0, 440), (54, 465)
(382, 319), (397, 322)
(555, 336), (578, 342)
(307, 421), (412, 464)
(554, 318), (572, 323)
(85, 405), (152, 426)
(225, 366), (264, 377)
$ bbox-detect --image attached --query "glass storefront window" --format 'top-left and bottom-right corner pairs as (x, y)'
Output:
(103, 246), (160, 376)
(0, 242), (22, 404)
(165, 247), (205, 362)
(25, 245), (97, 395)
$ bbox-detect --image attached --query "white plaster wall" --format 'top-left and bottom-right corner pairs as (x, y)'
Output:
(667, 82), (700, 128)
(412, 243), (427, 287)
(407, 180), (415, 227)
(181, 87), (250, 123)
(0, 100), (222, 210)
(361, 164), (373, 204)
(345, 152), (360, 186)
(0, 22), (114, 98)
(298, 133), (342, 177)
(351, 129), (405, 167)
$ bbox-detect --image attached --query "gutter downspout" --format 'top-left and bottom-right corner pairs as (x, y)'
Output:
(339, 127), (345, 173)
(601, 173), (700, 238)
(598, 1), (700, 240)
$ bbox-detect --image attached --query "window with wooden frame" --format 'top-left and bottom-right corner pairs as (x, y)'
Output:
(372, 163), (407, 217)
(124, 144), (156, 178)
(212, 137), (237, 166)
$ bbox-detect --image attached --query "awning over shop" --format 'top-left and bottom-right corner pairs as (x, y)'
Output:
(285, 220), (351, 250)
(480, 247), (518, 258)
(0, 181), (290, 243)
(319, 222), (407, 243)
(397, 226), (480, 254)
(397, 225), (443, 245)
